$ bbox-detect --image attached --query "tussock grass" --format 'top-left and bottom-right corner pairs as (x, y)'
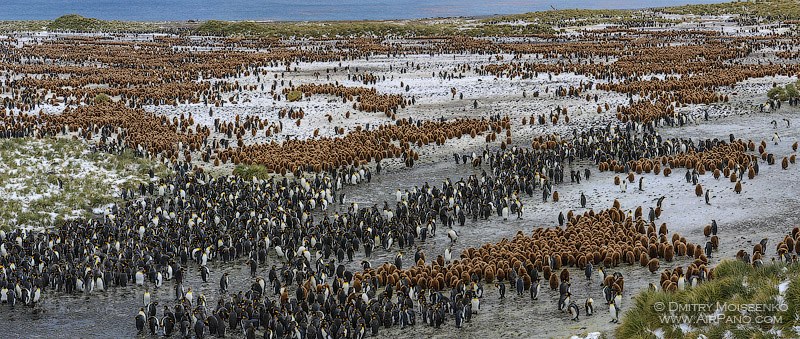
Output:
(0, 137), (169, 230)
(233, 164), (272, 180)
(659, 0), (800, 20)
(286, 90), (303, 102)
(617, 260), (800, 338)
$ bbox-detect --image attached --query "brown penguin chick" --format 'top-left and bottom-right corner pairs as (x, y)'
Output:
(560, 268), (570, 283)
(549, 273), (559, 290)
(647, 258), (660, 273)
(695, 184), (703, 197)
(734, 180), (742, 194)
(664, 245), (675, 262)
(782, 156), (789, 170)
(703, 225), (712, 237)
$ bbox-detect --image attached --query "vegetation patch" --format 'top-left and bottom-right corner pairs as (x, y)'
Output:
(232, 164), (272, 180)
(617, 260), (800, 338)
(659, 0), (800, 21)
(42, 14), (181, 33)
(0, 137), (170, 230)
(286, 90), (303, 102)
(767, 79), (800, 101)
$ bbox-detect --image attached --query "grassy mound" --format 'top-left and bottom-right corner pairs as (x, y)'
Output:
(47, 14), (107, 31)
(660, 0), (800, 21)
(193, 19), (555, 38)
(286, 90), (303, 102)
(45, 14), (170, 33)
(233, 164), (272, 180)
(0, 137), (170, 229)
(617, 260), (800, 338)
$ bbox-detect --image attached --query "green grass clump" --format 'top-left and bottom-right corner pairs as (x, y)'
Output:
(93, 93), (112, 104)
(616, 260), (800, 338)
(47, 14), (107, 31)
(0, 137), (170, 230)
(286, 90), (303, 102)
(659, 0), (800, 21)
(232, 164), (272, 180)
(44, 14), (181, 33)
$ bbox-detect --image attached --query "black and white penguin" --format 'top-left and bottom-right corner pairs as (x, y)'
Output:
(585, 298), (594, 316)
(705, 241), (713, 259)
(174, 282), (184, 301)
(705, 189), (710, 205)
(530, 279), (540, 300)
(148, 315), (160, 335)
(585, 263), (593, 281)
(200, 265), (210, 283)
(135, 308), (147, 333)
(603, 286), (613, 305)
(194, 317), (205, 339)
(711, 219), (718, 235)
(447, 229), (458, 243)
(467, 295), (481, 314)
(568, 301), (580, 321)
(394, 252), (403, 270)
(558, 292), (571, 312)
(609, 300), (620, 323)
(580, 192), (586, 208)
(496, 282), (505, 299)
(638, 177), (644, 191)
(515, 277), (524, 296)
(219, 272), (229, 294)
(143, 290), (151, 307)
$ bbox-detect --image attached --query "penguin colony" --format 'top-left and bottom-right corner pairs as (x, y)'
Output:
(0, 17), (798, 338)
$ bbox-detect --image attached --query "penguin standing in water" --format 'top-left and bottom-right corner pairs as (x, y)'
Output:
(568, 301), (580, 321)
(496, 282), (506, 299)
(609, 299), (620, 323)
(580, 192), (586, 208)
(585, 298), (594, 316)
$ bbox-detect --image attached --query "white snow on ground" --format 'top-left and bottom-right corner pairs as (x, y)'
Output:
(0, 138), (159, 229)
